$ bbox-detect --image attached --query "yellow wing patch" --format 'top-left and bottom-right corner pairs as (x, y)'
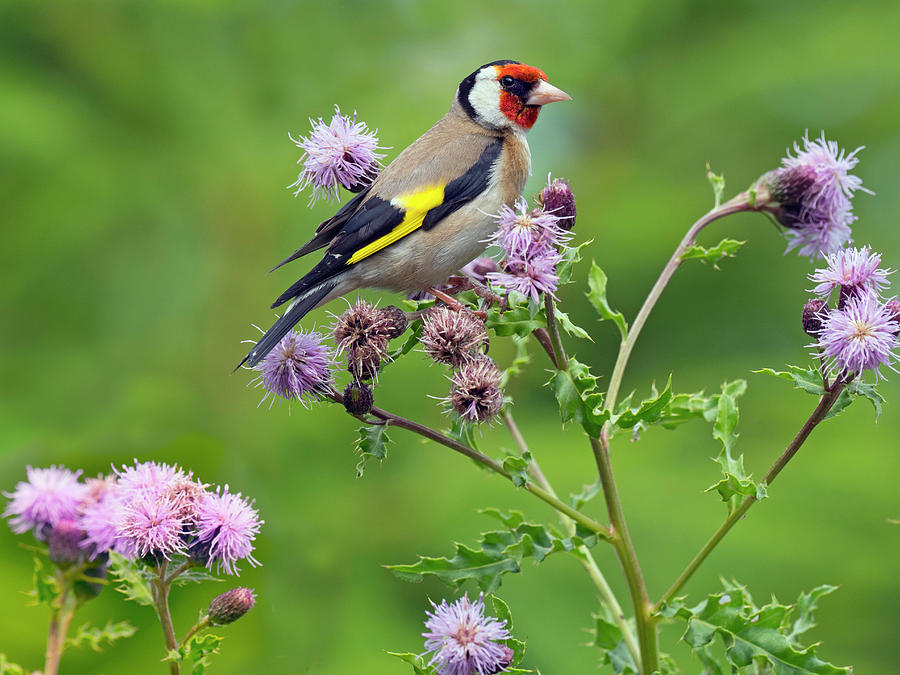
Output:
(347, 184), (445, 265)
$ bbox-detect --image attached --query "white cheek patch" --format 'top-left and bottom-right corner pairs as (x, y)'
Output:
(468, 71), (509, 130)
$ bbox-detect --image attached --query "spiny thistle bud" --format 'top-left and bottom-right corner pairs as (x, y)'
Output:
(348, 343), (382, 381)
(378, 305), (409, 339)
(486, 645), (515, 674)
(343, 381), (374, 416)
(461, 257), (499, 285)
(754, 132), (869, 258)
(333, 301), (392, 353)
(208, 587), (257, 625)
(449, 357), (504, 424)
(537, 174), (576, 231)
(48, 518), (86, 567)
(421, 305), (489, 367)
(802, 299), (829, 337)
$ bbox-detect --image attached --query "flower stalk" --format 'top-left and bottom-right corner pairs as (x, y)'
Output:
(153, 562), (180, 675)
(43, 570), (77, 675)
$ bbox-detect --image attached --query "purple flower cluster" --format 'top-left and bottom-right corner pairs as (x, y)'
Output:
(805, 247), (899, 381)
(486, 190), (570, 303)
(760, 132), (870, 258)
(423, 593), (514, 675)
(4, 461), (263, 575)
(251, 328), (335, 408)
(289, 106), (385, 204)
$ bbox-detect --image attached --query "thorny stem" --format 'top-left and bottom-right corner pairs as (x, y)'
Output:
(180, 614), (212, 649)
(165, 559), (194, 585)
(605, 194), (752, 413)
(654, 382), (847, 612)
(153, 562), (180, 675)
(329, 391), (611, 540)
(543, 294), (569, 371)
(592, 432), (658, 674)
(43, 570), (77, 675)
(504, 410), (641, 668)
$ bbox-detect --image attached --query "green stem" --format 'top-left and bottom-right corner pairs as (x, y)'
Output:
(180, 615), (212, 648)
(43, 571), (77, 675)
(605, 194), (751, 413)
(153, 562), (180, 675)
(504, 410), (641, 668)
(544, 294), (569, 371)
(592, 432), (658, 674)
(654, 382), (846, 612)
(338, 394), (612, 540)
(165, 559), (194, 585)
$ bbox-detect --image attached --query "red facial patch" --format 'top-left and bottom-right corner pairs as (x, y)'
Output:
(494, 63), (547, 83)
(499, 91), (541, 129)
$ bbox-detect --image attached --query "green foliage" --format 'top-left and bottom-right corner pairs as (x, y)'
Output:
(707, 165), (726, 208)
(569, 478), (601, 511)
(681, 239), (745, 268)
(27, 554), (59, 607)
(548, 358), (607, 437)
(754, 366), (885, 420)
(165, 633), (224, 674)
(355, 423), (392, 478)
(674, 580), (849, 674)
(446, 413), (480, 452)
(108, 552), (155, 607)
(586, 262), (628, 339)
(558, 239), (592, 285)
(172, 564), (223, 587)
(0, 654), (26, 675)
(388, 320), (423, 360)
(591, 607), (637, 674)
(486, 303), (544, 338)
(66, 620), (137, 652)
(386, 509), (597, 593)
(554, 308), (592, 341)
(387, 652), (438, 675)
(499, 334), (532, 387)
(502, 453), (531, 487)
(615, 376), (674, 430)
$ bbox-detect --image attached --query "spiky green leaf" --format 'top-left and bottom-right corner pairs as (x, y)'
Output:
(707, 165), (726, 207)
(590, 608), (638, 675)
(754, 366), (824, 395)
(355, 423), (392, 478)
(108, 551), (155, 607)
(558, 239), (592, 285)
(66, 620), (137, 652)
(164, 633), (224, 675)
(554, 309), (592, 341)
(486, 304), (544, 337)
(586, 262), (628, 339)
(27, 555), (59, 607)
(616, 376), (674, 429)
(681, 239), (745, 268)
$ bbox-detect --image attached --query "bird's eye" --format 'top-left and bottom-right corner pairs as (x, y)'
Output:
(500, 75), (516, 89)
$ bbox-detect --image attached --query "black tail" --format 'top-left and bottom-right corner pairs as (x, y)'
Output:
(236, 282), (336, 370)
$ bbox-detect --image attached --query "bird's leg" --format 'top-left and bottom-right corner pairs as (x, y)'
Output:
(426, 286), (487, 319)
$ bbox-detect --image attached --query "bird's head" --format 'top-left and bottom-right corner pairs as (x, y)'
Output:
(457, 60), (571, 132)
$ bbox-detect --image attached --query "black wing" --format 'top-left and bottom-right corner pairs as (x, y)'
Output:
(422, 138), (502, 229)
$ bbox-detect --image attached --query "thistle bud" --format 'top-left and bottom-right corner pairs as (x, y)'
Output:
(449, 357), (504, 424)
(422, 305), (489, 367)
(378, 305), (409, 339)
(885, 299), (900, 337)
(485, 645), (515, 674)
(208, 587), (257, 625)
(537, 175), (576, 231)
(48, 518), (86, 567)
(348, 343), (382, 381)
(802, 299), (828, 336)
(343, 381), (374, 416)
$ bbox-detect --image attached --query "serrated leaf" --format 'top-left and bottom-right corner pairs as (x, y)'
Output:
(387, 651), (438, 675)
(66, 620), (137, 652)
(164, 633), (224, 674)
(171, 565), (223, 587)
(590, 608), (638, 674)
(387, 510), (596, 593)
(489, 595), (529, 667)
(28, 555), (59, 607)
(704, 381), (760, 507)
(355, 423), (392, 478)
(569, 479), (601, 511)
(0, 654), (26, 675)
(616, 376), (674, 429)
(108, 551), (155, 607)
(707, 165), (726, 208)
(558, 239), (591, 285)
(754, 366), (824, 395)
(547, 358), (607, 437)
(681, 239), (745, 268)
(675, 582), (850, 674)
(554, 309), (592, 341)
(486, 304), (544, 338)
(502, 454), (530, 487)
(788, 585), (838, 644)
(586, 262), (628, 339)
(659, 390), (718, 429)
(550, 369), (582, 426)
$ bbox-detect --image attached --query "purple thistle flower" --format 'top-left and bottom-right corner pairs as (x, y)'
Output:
(487, 249), (563, 303)
(253, 328), (334, 406)
(808, 246), (892, 300)
(538, 173), (576, 231)
(195, 487), (262, 576)
(3, 466), (86, 536)
(289, 106), (385, 204)
(817, 293), (899, 380)
(423, 593), (513, 675)
(487, 198), (567, 259)
(117, 491), (188, 560)
(115, 460), (184, 500)
(760, 132), (870, 258)
(48, 518), (87, 567)
(80, 491), (128, 559)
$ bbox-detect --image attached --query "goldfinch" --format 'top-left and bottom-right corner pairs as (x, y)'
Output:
(241, 60), (570, 367)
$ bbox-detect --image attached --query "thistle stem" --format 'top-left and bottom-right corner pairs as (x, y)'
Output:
(592, 432), (658, 674)
(180, 615), (212, 648)
(43, 571), (76, 675)
(544, 294), (569, 371)
(504, 410), (641, 668)
(654, 382), (846, 611)
(605, 194), (751, 413)
(153, 562), (180, 675)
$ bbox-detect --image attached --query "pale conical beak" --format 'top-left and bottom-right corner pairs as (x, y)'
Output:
(526, 80), (572, 106)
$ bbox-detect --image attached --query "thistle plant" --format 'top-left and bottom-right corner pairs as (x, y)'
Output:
(2, 461), (262, 674)
(246, 114), (894, 674)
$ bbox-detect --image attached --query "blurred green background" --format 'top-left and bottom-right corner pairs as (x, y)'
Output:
(2, 0), (899, 672)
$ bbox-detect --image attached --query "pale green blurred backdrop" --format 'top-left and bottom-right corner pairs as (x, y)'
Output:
(1, 0), (899, 672)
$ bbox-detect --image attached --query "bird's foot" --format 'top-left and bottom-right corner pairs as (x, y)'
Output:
(426, 286), (488, 319)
